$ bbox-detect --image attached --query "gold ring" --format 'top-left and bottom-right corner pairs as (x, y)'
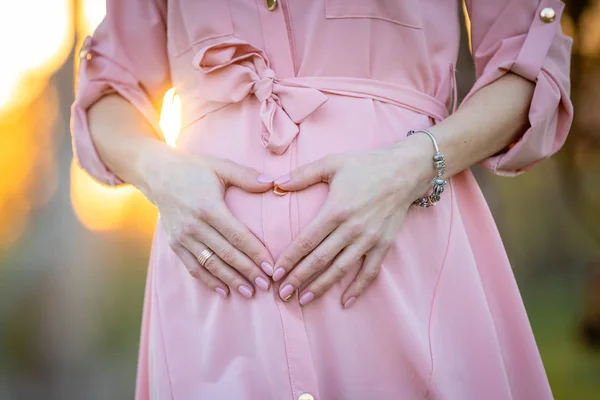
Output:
(197, 248), (215, 267)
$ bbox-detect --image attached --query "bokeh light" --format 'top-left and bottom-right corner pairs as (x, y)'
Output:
(0, 0), (73, 112)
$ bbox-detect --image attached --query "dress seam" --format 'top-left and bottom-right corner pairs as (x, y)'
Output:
(152, 259), (176, 400)
(471, 228), (515, 399)
(425, 177), (455, 396)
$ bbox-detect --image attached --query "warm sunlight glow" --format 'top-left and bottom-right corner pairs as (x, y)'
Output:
(70, 162), (137, 231)
(160, 89), (182, 147)
(0, 0), (73, 111)
(80, 0), (106, 35)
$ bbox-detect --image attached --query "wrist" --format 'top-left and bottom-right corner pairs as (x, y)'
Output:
(133, 138), (179, 198)
(402, 132), (438, 198)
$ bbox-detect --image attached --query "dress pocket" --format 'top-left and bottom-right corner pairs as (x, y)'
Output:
(325, 0), (423, 29)
(167, 0), (234, 57)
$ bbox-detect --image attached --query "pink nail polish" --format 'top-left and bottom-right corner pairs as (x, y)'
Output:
(215, 287), (227, 298)
(238, 285), (253, 298)
(279, 284), (295, 300)
(274, 174), (290, 185)
(299, 292), (314, 305)
(273, 268), (286, 282)
(257, 174), (273, 183)
(261, 262), (274, 276)
(255, 277), (269, 291)
(344, 296), (357, 308)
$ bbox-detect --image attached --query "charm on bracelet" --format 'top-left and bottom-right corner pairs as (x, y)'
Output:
(407, 129), (447, 208)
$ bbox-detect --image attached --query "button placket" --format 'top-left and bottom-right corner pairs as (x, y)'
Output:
(256, 1), (320, 399)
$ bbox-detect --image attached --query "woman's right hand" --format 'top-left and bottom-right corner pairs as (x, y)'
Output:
(138, 144), (275, 299)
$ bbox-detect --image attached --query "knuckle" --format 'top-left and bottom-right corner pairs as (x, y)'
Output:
(311, 251), (330, 269)
(188, 267), (203, 280)
(182, 221), (198, 237)
(333, 264), (350, 281)
(343, 221), (363, 240)
(228, 230), (248, 249)
(203, 257), (219, 274)
(298, 236), (316, 253)
(380, 237), (395, 249)
(280, 253), (297, 269)
(192, 205), (211, 221)
(363, 266), (381, 284)
(363, 229), (381, 247)
(219, 247), (236, 265)
(247, 249), (262, 265)
(172, 227), (187, 243)
(333, 207), (351, 223)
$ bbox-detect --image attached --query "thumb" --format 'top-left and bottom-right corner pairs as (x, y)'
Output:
(216, 160), (274, 193)
(274, 155), (339, 192)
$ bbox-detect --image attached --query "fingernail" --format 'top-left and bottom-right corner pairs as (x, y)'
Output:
(280, 284), (295, 300)
(215, 287), (228, 298)
(257, 174), (273, 184)
(255, 277), (269, 291)
(299, 292), (315, 305)
(344, 296), (356, 309)
(261, 262), (274, 276)
(273, 267), (286, 282)
(238, 285), (253, 298)
(274, 174), (290, 185)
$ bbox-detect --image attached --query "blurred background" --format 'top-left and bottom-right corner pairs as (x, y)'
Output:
(0, 1), (598, 399)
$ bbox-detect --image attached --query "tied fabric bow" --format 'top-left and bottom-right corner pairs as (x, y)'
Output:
(192, 38), (328, 154)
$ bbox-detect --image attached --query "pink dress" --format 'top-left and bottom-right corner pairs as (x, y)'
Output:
(71, 1), (573, 399)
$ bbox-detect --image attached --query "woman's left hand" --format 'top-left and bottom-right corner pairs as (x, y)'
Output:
(272, 134), (436, 308)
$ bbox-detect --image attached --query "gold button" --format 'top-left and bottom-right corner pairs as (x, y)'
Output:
(265, 0), (277, 11)
(79, 39), (91, 59)
(298, 394), (314, 400)
(540, 7), (556, 23)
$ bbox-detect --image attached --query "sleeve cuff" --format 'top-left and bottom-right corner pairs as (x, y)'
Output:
(461, 0), (573, 176)
(480, 67), (572, 176)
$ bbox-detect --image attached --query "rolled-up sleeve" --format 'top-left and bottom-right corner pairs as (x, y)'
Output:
(70, 0), (170, 186)
(462, 0), (573, 176)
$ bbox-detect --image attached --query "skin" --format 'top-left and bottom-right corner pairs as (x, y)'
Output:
(88, 72), (534, 306)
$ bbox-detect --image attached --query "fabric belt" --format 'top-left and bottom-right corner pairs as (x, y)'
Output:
(181, 38), (450, 155)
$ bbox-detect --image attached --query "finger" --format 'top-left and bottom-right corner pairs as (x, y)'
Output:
(188, 222), (271, 292)
(273, 155), (340, 191)
(187, 241), (258, 299)
(216, 159), (274, 193)
(272, 202), (340, 282)
(170, 242), (229, 298)
(296, 241), (371, 306)
(341, 245), (388, 308)
(209, 205), (275, 277)
(278, 229), (349, 301)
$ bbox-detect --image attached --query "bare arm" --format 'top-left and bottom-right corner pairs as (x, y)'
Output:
(87, 94), (168, 194)
(427, 72), (535, 179)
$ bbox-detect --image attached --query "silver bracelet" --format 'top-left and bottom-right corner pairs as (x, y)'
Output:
(407, 129), (447, 207)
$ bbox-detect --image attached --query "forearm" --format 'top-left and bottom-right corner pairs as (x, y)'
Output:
(87, 94), (174, 191)
(424, 72), (535, 179)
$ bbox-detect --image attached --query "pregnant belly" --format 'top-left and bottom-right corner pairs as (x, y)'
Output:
(174, 94), (449, 277)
